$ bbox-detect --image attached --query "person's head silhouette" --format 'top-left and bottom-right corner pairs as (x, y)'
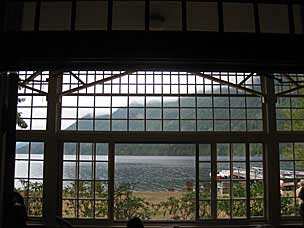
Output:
(127, 217), (144, 228)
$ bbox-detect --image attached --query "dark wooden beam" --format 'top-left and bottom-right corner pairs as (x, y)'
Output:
(19, 71), (43, 86)
(276, 84), (304, 96)
(194, 72), (263, 96)
(238, 73), (254, 85)
(282, 73), (301, 87)
(0, 32), (304, 72)
(18, 83), (48, 95)
(61, 71), (135, 95)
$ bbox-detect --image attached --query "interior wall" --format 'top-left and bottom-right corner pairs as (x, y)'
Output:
(5, 0), (304, 33)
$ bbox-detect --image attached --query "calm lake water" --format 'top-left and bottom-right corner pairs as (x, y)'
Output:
(14, 154), (273, 191)
(15, 155), (196, 191)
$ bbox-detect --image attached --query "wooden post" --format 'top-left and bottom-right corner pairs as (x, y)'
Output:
(43, 71), (62, 227)
(0, 73), (18, 227)
(301, 0), (304, 33)
(262, 76), (280, 227)
(0, 73), (6, 227)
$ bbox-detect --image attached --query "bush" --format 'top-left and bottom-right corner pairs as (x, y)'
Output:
(114, 183), (152, 220)
(17, 180), (268, 220)
(16, 180), (43, 216)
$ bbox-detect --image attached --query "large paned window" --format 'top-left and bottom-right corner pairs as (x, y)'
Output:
(199, 144), (212, 219)
(279, 143), (304, 217)
(62, 143), (109, 219)
(114, 144), (195, 220)
(14, 141), (44, 217)
(61, 71), (263, 132)
(14, 70), (304, 225)
(17, 71), (48, 130)
(59, 142), (266, 221)
(276, 73), (304, 131)
(199, 143), (264, 220)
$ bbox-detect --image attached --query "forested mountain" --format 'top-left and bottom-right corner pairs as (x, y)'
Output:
(16, 95), (263, 155)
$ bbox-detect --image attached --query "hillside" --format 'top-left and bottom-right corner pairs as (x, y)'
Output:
(16, 95), (262, 155)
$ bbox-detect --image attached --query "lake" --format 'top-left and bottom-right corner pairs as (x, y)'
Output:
(15, 155), (197, 191)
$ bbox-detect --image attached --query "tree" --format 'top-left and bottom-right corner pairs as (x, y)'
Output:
(16, 97), (28, 128)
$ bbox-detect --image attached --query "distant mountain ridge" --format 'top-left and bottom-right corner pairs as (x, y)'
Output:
(17, 95), (262, 155)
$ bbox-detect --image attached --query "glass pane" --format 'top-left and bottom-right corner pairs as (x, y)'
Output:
(232, 144), (245, 161)
(197, 108), (212, 119)
(214, 108), (229, 119)
(95, 181), (108, 199)
(163, 108), (179, 119)
(129, 120), (144, 131)
(112, 108), (127, 119)
(217, 163), (230, 180)
(96, 143), (108, 160)
(217, 180), (230, 199)
(199, 182), (211, 199)
(217, 200), (230, 218)
(96, 162), (108, 180)
(146, 120), (162, 131)
(95, 200), (108, 218)
(232, 181), (246, 198)
(232, 200), (246, 218)
(63, 181), (77, 198)
(231, 109), (245, 119)
(214, 120), (229, 131)
(281, 197), (296, 216)
(217, 144), (230, 161)
(200, 163), (211, 181)
(78, 200), (93, 218)
(232, 163), (246, 180)
(80, 143), (93, 160)
(163, 120), (179, 131)
(197, 120), (213, 131)
(28, 198), (43, 216)
(63, 162), (76, 179)
(146, 108), (161, 119)
(28, 180), (43, 197)
(250, 199), (264, 217)
(78, 181), (93, 198)
(16, 142), (29, 159)
(115, 144), (195, 220)
(247, 120), (263, 131)
(112, 120), (127, 131)
(64, 143), (77, 160)
(30, 161), (43, 178)
(250, 143), (263, 161)
(280, 161), (294, 178)
(78, 120), (93, 131)
(294, 143), (304, 160)
(180, 108), (196, 119)
(199, 201), (211, 219)
(79, 162), (93, 180)
(181, 120), (196, 131)
(197, 97), (212, 107)
(15, 161), (28, 178)
(250, 162), (263, 180)
(250, 180), (264, 198)
(199, 144), (211, 161)
(95, 120), (110, 131)
(62, 199), (76, 217)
